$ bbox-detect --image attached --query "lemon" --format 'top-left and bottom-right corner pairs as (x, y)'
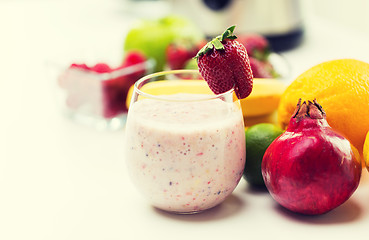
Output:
(126, 78), (286, 119)
(243, 123), (284, 186)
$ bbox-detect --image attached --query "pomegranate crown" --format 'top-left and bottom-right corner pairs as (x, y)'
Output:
(292, 98), (326, 121)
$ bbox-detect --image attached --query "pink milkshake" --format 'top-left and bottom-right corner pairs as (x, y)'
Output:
(124, 70), (246, 213)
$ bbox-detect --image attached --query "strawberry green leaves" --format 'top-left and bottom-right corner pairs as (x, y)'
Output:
(195, 25), (237, 58)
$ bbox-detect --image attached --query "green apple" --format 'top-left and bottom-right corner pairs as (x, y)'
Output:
(124, 15), (204, 71)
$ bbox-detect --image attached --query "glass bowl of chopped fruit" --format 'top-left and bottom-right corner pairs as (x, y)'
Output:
(49, 51), (155, 130)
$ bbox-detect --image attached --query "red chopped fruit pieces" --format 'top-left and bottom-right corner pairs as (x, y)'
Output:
(166, 40), (205, 70)
(237, 33), (270, 61)
(237, 33), (281, 78)
(91, 63), (111, 73)
(249, 57), (273, 78)
(70, 63), (90, 70)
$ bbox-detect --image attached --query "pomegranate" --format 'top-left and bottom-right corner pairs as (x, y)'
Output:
(262, 99), (362, 215)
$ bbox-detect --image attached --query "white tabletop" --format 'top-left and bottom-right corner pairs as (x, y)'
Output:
(1, 1), (369, 239)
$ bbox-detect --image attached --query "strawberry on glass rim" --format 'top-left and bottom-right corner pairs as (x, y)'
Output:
(195, 25), (253, 99)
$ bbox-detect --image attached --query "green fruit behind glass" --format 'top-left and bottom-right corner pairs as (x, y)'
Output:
(243, 123), (284, 187)
(184, 58), (198, 70)
(124, 15), (204, 71)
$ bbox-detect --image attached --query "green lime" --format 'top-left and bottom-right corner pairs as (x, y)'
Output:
(243, 123), (284, 187)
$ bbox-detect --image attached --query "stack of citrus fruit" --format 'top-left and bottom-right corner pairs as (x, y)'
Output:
(277, 59), (369, 157)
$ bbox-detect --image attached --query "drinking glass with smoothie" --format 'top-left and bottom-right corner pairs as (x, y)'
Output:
(124, 69), (246, 214)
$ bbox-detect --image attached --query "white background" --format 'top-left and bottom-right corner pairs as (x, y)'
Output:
(1, 0), (369, 239)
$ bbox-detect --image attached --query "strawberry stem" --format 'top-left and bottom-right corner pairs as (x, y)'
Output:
(194, 25), (237, 59)
(212, 38), (224, 50)
(221, 25), (237, 41)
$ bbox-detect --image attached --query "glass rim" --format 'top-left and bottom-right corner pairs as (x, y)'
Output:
(133, 69), (235, 102)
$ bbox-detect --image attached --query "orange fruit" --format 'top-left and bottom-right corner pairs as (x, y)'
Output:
(364, 131), (369, 171)
(278, 59), (369, 155)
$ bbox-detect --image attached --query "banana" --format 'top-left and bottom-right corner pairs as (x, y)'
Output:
(241, 78), (286, 117)
(126, 78), (287, 123)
